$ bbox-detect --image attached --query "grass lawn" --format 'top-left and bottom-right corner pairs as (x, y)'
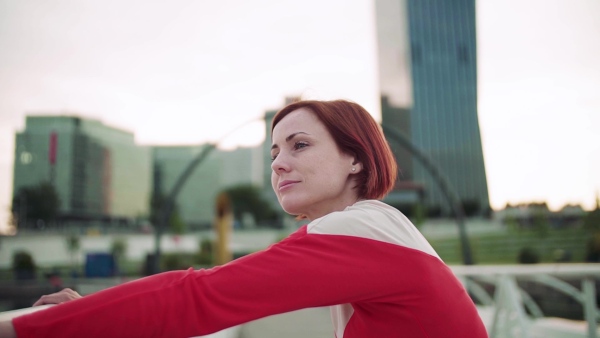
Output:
(429, 227), (594, 265)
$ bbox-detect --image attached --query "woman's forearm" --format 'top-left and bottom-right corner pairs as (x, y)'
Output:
(0, 320), (17, 338)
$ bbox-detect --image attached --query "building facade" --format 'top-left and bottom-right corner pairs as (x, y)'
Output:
(152, 144), (263, 228)
(13, 115), (151, 225)
(375, 0), (490, 215)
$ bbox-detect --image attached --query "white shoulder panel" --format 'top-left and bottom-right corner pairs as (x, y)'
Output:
(307, 200), (440, 259)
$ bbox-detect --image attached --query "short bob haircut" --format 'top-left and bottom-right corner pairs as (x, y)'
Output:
(271, 99), (397, 200)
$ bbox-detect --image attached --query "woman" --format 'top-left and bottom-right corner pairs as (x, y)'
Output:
(0, 99), (487, 337)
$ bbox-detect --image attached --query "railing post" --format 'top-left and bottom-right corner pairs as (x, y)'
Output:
(490, 275), (530, 338)
(582, 278), (598, 338)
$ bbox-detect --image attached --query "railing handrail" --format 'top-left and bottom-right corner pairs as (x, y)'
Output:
(450, 263), (600, 338)
(451, 263), (600, 278)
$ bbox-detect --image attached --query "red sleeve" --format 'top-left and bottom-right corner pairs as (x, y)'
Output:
(12, 225), (475, 338)
(13, 226), (359, 337)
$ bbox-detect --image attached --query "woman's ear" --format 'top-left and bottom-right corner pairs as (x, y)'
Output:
(350, 159), (363, 174)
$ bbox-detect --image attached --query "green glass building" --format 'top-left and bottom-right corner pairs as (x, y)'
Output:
(375, 0), (490, 215)
(13, 115), (151, 226)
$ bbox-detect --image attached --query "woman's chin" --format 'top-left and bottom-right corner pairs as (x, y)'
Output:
(280, 201), (304, 217)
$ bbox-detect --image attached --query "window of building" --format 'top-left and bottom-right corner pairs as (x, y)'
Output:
(457, 43), (469, 64)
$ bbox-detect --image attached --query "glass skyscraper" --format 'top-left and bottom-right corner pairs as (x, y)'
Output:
(376, 0), (490, 214)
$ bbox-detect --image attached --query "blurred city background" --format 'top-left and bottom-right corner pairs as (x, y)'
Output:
(0, 0), (599, 337)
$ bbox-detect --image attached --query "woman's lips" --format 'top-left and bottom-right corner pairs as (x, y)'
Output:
(278, 180), (299, 191)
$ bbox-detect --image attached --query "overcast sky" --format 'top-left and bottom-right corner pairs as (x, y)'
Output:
(0, 0), (599, 231)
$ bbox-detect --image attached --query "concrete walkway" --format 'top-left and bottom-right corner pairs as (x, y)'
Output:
(238, 307), (333, 338)
(237, 306), (598, 338)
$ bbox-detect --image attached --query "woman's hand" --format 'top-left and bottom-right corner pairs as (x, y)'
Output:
(33, 288), (82, 306)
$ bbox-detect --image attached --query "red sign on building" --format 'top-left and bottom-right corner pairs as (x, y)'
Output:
(49, 132), (58, 164)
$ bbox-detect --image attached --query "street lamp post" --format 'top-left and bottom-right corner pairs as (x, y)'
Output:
(151, 144), (216, 274)
(151, 117), (264, 274)
(381, 125), (474, 265)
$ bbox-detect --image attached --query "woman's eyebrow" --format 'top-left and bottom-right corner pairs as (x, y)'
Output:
(271, 132), (309, 150)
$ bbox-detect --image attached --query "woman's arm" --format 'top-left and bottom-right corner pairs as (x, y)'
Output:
(10, 225), (413, 338)
(0, 321), (16, 338)
(0, 287), (81, 338)
(12, 227), (336, 338)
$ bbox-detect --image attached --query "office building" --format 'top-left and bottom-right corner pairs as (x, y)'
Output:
(13, 115), (151, 224)
(152, 144), (263, 228)
(375, 0), (490, 215)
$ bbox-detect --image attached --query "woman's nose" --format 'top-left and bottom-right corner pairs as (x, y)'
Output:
(271, 153), (290, 173)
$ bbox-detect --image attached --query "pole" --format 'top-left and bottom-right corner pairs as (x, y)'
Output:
(381, 125), (474, 265)
(152, 144), (216, 274)
(151, 117), (265, 273)
(214, 192), (233, 265)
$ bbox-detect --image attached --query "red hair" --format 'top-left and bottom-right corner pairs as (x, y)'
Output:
(271, 99), (397, 200)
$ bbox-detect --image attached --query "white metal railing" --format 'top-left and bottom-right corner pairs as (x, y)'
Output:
(0, 305), (240, 338)
(451, 264), (600, 338)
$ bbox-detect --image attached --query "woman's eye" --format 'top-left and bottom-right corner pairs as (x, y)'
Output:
(270, 154), (278, 162)
(293, 141), (309, 150)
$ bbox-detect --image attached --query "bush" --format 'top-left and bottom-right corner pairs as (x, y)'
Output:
(518, 247), (540, 264)
(161, 253), (191, 271)
(12, 250), (36, 280)
(585, 233), (600, 262)
(194, 238), (213, 266)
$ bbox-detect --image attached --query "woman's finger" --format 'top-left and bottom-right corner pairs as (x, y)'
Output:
(33, 288), (82, 306)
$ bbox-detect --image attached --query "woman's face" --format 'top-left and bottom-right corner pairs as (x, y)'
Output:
(271, 108), (361, 220)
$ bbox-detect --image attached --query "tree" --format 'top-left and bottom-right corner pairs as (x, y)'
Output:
(11, 181), (61, 228)
(517, 247), (540, 264)
(111, 237), (128, 275)
(150, 193), (187, 234)
(532, 208), (550, 238)
(12, 250), (36, 280)
(504, 214), (520, 232)
(462, 199), (481, 217)
(223, 184), (279, 225)
(583, 208), (600, 232)
(65, 234), (81, 273)
(168, 207), (187, 235)
(412, 203), (426, 227)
